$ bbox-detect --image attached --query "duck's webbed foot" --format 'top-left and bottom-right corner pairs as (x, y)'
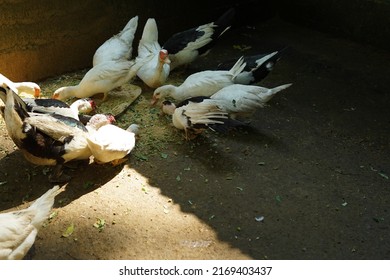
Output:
(48, 164), (71, 183)
(111, 158), (128, 166)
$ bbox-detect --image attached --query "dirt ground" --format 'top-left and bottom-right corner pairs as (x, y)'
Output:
(1, 17), (389, 260)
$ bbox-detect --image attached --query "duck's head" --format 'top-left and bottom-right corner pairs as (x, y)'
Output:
(151, 85), (175, 105)
(161, 100), (176, 115)
(86, 113), (116, 130)
(34, 86), (41, 98)
(52, 87), (71, 100)
(72, 98), (96, 114)
(159, 49), (171, 64)
(126, 123), (140, 135)
(14, 82), (41, 98)
(26, 82), (41, 98)
(106, 113), (116, 124)
(85, 98), (97, 113)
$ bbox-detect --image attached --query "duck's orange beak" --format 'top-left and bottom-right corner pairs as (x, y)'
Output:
(151, 96), (158, 106)
(34, 87), (41, 98)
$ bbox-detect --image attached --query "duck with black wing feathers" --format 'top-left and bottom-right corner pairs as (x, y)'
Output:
(162, 8), (235, 70)
(1, 84), (92, 182)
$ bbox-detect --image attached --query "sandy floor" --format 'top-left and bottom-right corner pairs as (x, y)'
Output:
(0, 17), (389, 260)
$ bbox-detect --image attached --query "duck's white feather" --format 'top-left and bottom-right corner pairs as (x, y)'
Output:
(53, 60), (142, 101)
(209, 83), (292, 118)
(153, 57), (245, 102)
(172, 101), (227, 131)
(86, 124), (137, 164)
(136, 18), (170, 88)
(0, 185), (60, 260)
(93, 16), (139, 66)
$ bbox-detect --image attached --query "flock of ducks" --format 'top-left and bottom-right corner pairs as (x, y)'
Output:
(0, 7), (292, 259)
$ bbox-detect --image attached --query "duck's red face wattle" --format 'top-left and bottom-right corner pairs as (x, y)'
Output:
(89, 99), (97, 111)
(159, 50), (171, 64)
(107, 114), (116, 124)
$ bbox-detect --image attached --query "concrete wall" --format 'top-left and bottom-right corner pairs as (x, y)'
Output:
(0, 0), (265, 81)
(277, 0), (390, 51)
(2, 0), (387, 82)
(1, 1), (113, 81)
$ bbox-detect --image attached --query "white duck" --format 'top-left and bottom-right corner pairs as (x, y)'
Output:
(162, 99), (228, 139)
(0, 185), (60, 260)
(93, 16), (139, 66)
(0, 73), (41, 98)
(209, 83), (292, 119)
(1, 84), (92, 182)
(136, 18), (170, 88)
(162, 8), (235, 70)
(52, 59), (144, 101)
(86, 114), (138, 165)
(152, 56), (246, 104)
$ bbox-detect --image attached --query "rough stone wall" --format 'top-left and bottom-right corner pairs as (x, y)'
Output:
(0, 0), (256, 82)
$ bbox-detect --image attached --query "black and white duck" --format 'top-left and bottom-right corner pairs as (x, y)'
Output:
(162, 97), (250, 137)
(162, 8), (235, 70)
(216, 49), (286, 84)
(0, 83), (92, 182)
(161, 97), (231, 139)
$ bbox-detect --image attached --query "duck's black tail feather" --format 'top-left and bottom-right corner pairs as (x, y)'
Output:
(197, 8), (236, 56)
(213, 7), (236, 38)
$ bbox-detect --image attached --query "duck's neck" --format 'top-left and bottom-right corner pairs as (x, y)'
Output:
(61, 86), (79, 100)
(169, 86), (182, 100)
(157, 56), (166, 70)
(158, 85), (179, 100)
